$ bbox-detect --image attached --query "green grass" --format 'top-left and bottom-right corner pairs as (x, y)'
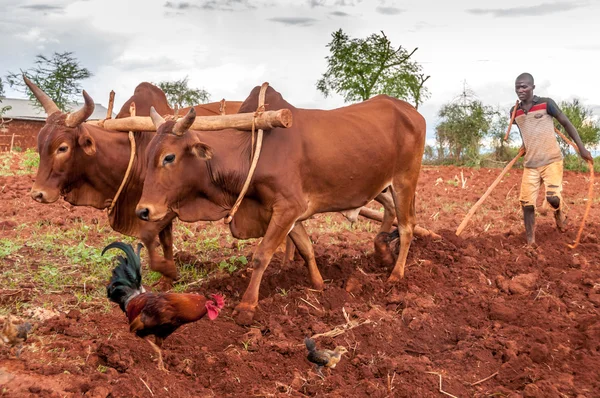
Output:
(0, 239), (22, 258)
(19, 148), (39, 174)
(0, 149), (39, 176)
(218, 255), (248, 274)
(0, 152), (12, 176)
(563, 154), (600, 172)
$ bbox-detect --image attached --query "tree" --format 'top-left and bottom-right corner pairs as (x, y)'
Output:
(0, 78), (12, 123)
(316, 29), (430, 108)
(554, 98), (600, 156)
(487, 106), (515, 162)
(6, 51), (92, 112)
(156, 77), (210, 110)
(435, 84), (496, 164)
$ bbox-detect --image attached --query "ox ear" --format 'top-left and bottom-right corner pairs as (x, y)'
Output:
(78, 131), (96, 156)
(188, 142), (213, 160)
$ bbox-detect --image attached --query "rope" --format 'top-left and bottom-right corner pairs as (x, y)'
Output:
(108, 130), (136, 216)
(224, 82), (269, 224)
(553, 127), (594, 249)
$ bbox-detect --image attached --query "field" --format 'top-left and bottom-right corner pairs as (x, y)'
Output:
(1, 151), (599, 398)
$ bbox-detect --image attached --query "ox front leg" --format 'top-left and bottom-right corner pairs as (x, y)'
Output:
(157, 221), (178, 281)
(233, 211), (300, 325)
(388, 182), (417, 282)
(288, 222), (324, 290)
(141, 224), (178, 291)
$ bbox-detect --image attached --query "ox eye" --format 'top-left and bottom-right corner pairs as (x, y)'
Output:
(57, 145), (68, 154)
(163, 154), (175, 165)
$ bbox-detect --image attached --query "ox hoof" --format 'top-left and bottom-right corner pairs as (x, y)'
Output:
(152, 277), (175, 291)
(387, 273), (404, 284)
(374, 232), (396, 268)
(233, 305), (256, 326)
(152, 261), (179, 281)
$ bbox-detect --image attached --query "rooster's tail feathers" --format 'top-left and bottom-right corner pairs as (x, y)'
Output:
(104, 241), (144, 312)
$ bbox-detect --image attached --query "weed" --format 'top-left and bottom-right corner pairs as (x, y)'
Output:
(219, 255), (248, 274)
(97, 365), (108, 373)
(19, 148), (39, 174)
(241, 340), (251, 351)
(441, 203), (456, 213)
(0, 239), (22, 258)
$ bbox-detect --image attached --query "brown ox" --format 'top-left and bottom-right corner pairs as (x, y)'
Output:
(136, 85), (426, 324)
(26, 78), (241, 286)
(115, 82), (242, 118)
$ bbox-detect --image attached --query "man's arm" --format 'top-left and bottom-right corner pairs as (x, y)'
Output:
(548, 99), (593, 162)
(555, 112), (593, 162)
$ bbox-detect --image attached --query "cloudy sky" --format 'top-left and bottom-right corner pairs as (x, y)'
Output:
(1, 0), (599, 144)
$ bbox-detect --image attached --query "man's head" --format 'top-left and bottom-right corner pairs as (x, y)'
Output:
(515, 73), (535, 102)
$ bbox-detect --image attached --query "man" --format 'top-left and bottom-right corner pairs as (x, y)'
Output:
(511, 72), (593, 246)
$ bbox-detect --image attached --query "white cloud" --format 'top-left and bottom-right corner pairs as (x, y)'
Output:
(1, 0), (599, 147)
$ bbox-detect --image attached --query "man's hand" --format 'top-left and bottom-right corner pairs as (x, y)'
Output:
(579, 147), (594, 163)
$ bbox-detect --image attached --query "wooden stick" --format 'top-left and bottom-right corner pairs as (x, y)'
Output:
(106, 90), (115, 119)
(470, 371), (499, 386)
(86, 108), (292, 132)
(456, 148), (525, 236)
(358, 207), (442, 239)
(504, 100), (519, 141)
(553, 127), (594, 249)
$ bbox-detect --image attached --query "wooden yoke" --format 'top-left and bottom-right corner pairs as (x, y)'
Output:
(86, 109), (292, 132)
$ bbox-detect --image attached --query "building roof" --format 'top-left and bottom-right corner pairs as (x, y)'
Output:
(1, 97), (114, 121)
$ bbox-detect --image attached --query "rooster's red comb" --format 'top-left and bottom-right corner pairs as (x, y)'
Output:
(211, 294), (225, 309)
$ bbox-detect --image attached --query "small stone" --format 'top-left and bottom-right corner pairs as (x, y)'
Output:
(508, 273), (538, 294)
(345, 276), (363, 294)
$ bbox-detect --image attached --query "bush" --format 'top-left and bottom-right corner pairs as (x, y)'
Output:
(20, 148), (39, 173)
(562, 154), (600, 173)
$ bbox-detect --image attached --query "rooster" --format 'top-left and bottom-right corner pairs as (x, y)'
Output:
(304, 337), (348, 378)
(104, 241), (225, 371)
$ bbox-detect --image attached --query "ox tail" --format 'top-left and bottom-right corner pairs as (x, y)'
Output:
(104, 241), (145, 312)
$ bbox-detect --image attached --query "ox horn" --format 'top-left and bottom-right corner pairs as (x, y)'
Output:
(22, 74), (60, 116)
(65, 91), (95, 127)
(172, 107), (196, 136)
(149, 106), (166, 129)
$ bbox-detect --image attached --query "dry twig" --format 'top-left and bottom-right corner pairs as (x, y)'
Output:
(299, 297), (321, 312)
(139, 377), (154, 396)
(426, 372), (458, 398)
(470, 371), (499, 386)
(311, 307), (371, 339)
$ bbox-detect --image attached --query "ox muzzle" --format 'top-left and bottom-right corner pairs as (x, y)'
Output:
(30, 187), (59, 204)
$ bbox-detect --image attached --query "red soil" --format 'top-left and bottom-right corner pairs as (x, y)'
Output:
(0, 162), (599, 397)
